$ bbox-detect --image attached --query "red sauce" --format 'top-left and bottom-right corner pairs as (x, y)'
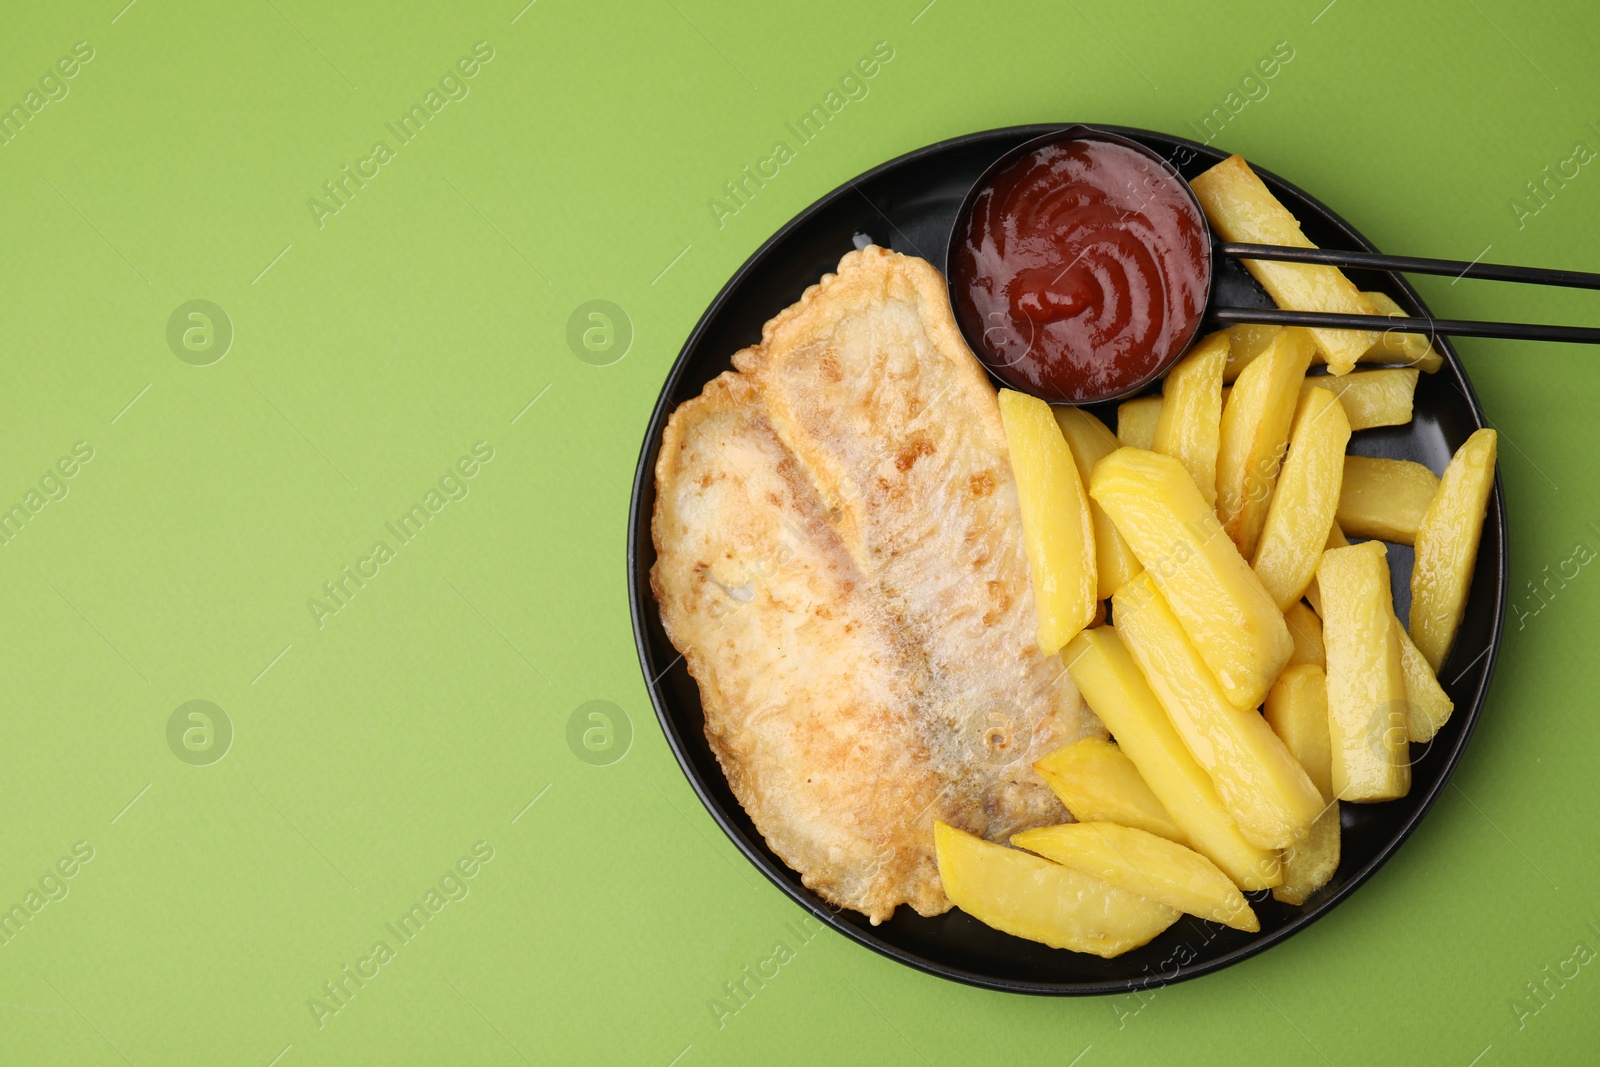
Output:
(952, 138), (1210, 404)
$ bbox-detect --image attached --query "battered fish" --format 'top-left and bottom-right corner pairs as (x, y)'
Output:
(652, 246), (1103, 923)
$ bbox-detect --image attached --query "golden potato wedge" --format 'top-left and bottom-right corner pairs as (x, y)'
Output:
(1054, 407), (1142, 599)
(933, 822), (1179, 956)
(999, 389), (1097, 654)
(1012, 823), (1258, 933)
(1272, 807), (1340, 906)
(1411, 429), (1497, 671)
(1115, 391), (1238, 450)
(1303, 368), (1417, 430)
(1304, 524), (1346, 617)
(1091, 448), (1292, 709)
(1063, 628), (1280, 890)
(1152, 331), (1228, 506)
(1337, 456), (1440, 545)
(1117, 396), (1163, 450)
(1217, 326), (1316, 559)
(1114, 573), (1325, 849)
(1318, 542), (1410, 801)
(1362, 291), (1445, 373)
(1284, 600), (1326, 668)
(1222, 324), (1281, 382)
(1231, 317), (1434, 380)
(1191, 156), (1379, 374)
(1033, 738), (1186, 845)
(1252, 388), (1352, 610)
(1260, 666), (1339, 905)
(1263, 664), (1334, 801)
(1396, 616), (1453, 742)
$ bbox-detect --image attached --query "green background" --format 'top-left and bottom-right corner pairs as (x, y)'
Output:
(1, 0), (1596, 1062)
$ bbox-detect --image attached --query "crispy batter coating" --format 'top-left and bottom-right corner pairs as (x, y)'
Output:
(652, 247), (1103, 923)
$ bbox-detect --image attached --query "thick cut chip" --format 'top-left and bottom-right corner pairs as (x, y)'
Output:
(1263, 664), (1335, 802)
(1033, 738), (1186, 845)
(935, 822), (1179, 957)
(1362, 291), (1445, 373)
(1063, 628), (1280, 890)
(1113, 574), (1325, 849)
(1273, 807), (1340, 907)
(1284, 600), (1326, 668)
(1012, 822), (1258, 932)
(1222, 324), (1281, 382)
(1253, 388), (1352, 610)
(1318, 542), (1410, 802)
(1191, 155), (1379, 373)
(1054, 407), (1142, 599)
(1302, 369), (1417, 430)
(1264, 654), (1342, 909)
(1117, 396), (1163, 450)
(1152, 331), (1228, 505)
(1410, 429), (1497, 671)
(1303, 525), (1348, 618)
(1092, 447), (1292, 710)
(1396, 617), (1453, 742)
(1230, 315), (1437, 380)
(1337, 456), (1440, 545)
(1216, 327), (1316, 559)
(999, 389), (1097, 653)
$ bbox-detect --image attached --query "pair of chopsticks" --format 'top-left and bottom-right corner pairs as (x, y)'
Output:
(1211, 243), (1600, 345)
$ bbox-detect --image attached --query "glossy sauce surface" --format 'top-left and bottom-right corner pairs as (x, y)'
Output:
(953, 138), (1210, 404)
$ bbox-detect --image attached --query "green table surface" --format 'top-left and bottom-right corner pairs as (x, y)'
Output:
(3, 0), (1598, 1063)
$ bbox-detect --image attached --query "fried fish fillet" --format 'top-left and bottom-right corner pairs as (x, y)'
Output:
(652, 246), (1103, 923)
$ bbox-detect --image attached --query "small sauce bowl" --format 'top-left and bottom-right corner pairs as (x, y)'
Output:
(947, 126), (1213, 405)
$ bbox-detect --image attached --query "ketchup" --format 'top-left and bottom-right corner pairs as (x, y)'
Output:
(952, 137), (1210, 404)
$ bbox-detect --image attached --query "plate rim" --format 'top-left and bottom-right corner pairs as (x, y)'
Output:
(626, 122), (1508, 996)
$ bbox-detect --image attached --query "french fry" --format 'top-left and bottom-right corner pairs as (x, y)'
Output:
(1091, 448), (1292, 709)
(1217, 326), (1316, 559)
(1362, 291), (1445, 373)
(1318, 542), (1410, 802)
(1012, 823), (1258, 932)
(1263, 664), (1341, 906)
(1253, 388), (1352, 610)
(1284, 600), (1326, 668)
(1411, 429), (1498, 671)
(1273, 806), (1340, 906)
(1152, 331), (1228, 505)
(1117, 396), (1163, 450)
(1222, 324), (1281, 382)
(1033, 738), (1187, 845)
(1305, 524), (1344, 617)
(1337, 456), (1440, 545)
(1114, 573), (1325, 849)
(1054, 407), (1143, 600)
(934, 822), (1179, 956)
(999, 390), (1097, 653)
(1230, 316), (1435, 380)
(1302, 524), (1347, 617)
(1302, 368), (1417, 430)
(1395, 617), (1453, 742)
(1063, 628), (1280, 890)
(1263, 664), (1334, 801)
(1116, 390), (1236, 448)
(1191, 155), (1379, 373)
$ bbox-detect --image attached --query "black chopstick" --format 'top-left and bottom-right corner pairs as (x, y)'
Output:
(1208, 306), (1600, 345)
(1221, 242), (1600, 291)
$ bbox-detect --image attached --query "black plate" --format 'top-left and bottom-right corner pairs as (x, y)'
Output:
(627, 124), (1507, 995)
